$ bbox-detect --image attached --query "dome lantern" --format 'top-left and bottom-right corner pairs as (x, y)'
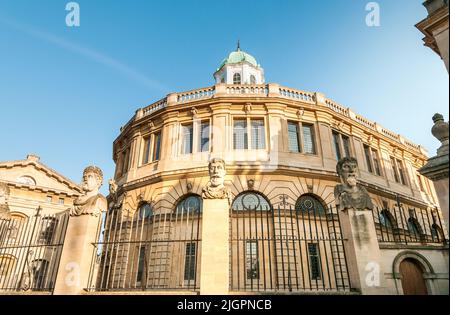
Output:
(214, 43), (265, 85)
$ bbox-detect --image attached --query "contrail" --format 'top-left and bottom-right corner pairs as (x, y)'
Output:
(0, 16), (169, 92)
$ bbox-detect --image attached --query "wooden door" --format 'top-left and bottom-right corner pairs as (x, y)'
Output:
(400, 258), (428, 295)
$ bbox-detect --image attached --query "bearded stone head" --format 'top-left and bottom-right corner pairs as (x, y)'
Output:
(81, 166), (103, 193)
(208, 158), (226, 187)
(336, 157), (359, 188)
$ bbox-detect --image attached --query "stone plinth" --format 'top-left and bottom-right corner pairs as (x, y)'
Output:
(339, 209), (387, 295)
(199, 198), (229, 295)
(53, 214), (102, 295)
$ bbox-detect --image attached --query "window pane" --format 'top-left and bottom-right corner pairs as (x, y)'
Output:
(199, 121), (210, 152)
(234, 120), (248, 150)
(342, 135), (351, 158)
(233, 73), (241, 84)
(136, 246), (146, 283)
(184, 243), (196, 281)
(142, 137), (151, 165)
(251, 119), (265, 150)
(397, 159), (407, 185)
(302, 124), (316, 154)
(364, 145), (373, 173)
(416, 175), (424, 192)
(181, 124), (193, 154)
(390, 157), (400, 183)
(288, 122), (300, 153)
(152, 132), (161, 161)
(372, 149), (382, 176)
(308, 243), (321, 280)
(246, 240), (259, 280)
(232, 192), (271, 211)
(332, 132), (342, 161)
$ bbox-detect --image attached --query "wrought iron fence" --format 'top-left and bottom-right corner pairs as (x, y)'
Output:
(373, 207), (447, 245)
(0, 208), (69, 293)
(230, 203), (351, 293)
(89, 204), (202, 292)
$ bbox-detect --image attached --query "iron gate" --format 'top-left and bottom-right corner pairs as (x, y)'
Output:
(230, 197), (351, 293)
(0, 208), (69, 293)
(89, 202), (202, 292)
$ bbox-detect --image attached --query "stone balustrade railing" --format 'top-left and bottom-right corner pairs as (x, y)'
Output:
(354, 113), (377, 130)
(225, 84), (268, 96)
(324, 99), (349, 117)
(142, 98), (167, 118)
(127, 83), (424, 155)
(177, 87), (215, 103)
(279, 87), (315, 103)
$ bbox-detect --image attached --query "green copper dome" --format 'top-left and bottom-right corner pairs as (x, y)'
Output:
(216, 48), (259, 72)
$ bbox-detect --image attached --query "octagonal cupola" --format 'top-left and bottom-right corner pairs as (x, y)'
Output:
(214, 42), (265, 85)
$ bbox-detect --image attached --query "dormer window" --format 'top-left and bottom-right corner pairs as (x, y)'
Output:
(233, 73), (241, 85)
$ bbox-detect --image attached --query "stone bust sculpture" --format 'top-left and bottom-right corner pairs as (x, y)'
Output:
(70, 166), (107, 217)
(334, 157), (374, 211)
(0, 182), (11, 220)
(202, 158), (231, 203)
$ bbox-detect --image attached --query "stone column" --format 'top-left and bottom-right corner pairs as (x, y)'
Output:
(199, 198), (230, 295)
(339, 209), (388, 295)
(53, 214), (102, 295)
(419, 114), (449, 226)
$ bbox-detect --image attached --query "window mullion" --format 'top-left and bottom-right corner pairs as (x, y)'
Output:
(247, 117), (251, 150)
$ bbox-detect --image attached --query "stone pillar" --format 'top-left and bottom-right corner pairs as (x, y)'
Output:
(339, 209), (387, 295)
(199, 198), (229, 295)
(53, 214), (102, 295)
(419, 113), (449, 226)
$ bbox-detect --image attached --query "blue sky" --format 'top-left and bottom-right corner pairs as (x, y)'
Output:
(0, 0), (448, 193)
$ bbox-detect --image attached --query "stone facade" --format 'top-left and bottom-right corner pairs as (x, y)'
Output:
(103, 49), (448, 295)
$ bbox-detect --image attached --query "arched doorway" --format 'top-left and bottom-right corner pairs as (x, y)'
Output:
(400, 258), (428, 295)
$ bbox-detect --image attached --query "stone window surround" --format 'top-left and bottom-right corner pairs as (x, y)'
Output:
(139, 129), (163, 167)
(231, 116), (268, 151)
(363, 143), (384, 178)
(287, 120), (318, 155)
(331, 129), (354, 160)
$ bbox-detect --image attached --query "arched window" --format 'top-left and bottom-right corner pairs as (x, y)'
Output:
(379, 210), (394, 228)
(250, 75), (256, 84)
(295, 194), (326, 216)
(232, 191), (271, 211)
(431, 224), (444, 242)
(407, 218), (422, 236)
(233, 73), (241, 85)
(137, 203), (153, 220)
(176, 195), (202, 215)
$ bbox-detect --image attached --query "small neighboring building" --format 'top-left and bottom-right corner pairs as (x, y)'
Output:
(0, 155), (81, 292)
(416, 0), (449, 72)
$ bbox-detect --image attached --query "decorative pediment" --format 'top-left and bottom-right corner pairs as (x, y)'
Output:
(0, 156), (82, 196)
